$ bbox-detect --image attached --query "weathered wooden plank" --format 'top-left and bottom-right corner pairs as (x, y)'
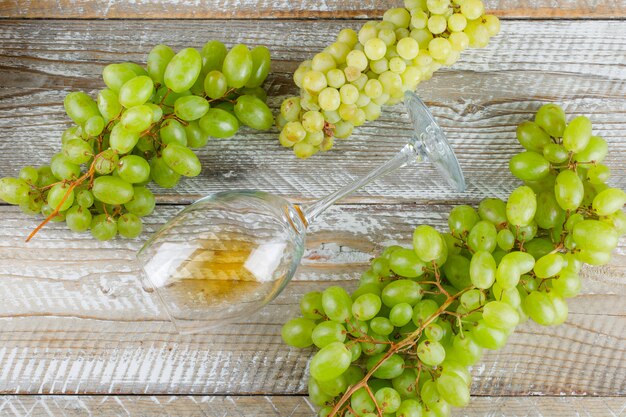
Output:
(0, 20), (624, 204)
(0, 0), (623, 19)
(1, 205), (624, 395)
(0, 395), (625, 417)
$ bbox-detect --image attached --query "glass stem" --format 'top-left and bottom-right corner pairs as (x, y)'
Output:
(301, 142), (426, 225)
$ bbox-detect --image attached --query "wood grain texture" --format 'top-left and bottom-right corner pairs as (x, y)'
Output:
(1, 395), (625, 417)
(1, 205), (624, 396)
(0, 0), (624, 19)
(0, 19), (624, 204)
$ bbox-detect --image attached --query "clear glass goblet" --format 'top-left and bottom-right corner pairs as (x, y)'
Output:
(137, 92), (465, 333)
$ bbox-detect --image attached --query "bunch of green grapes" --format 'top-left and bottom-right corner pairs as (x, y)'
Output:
(282, 105), (625, 417)
(0, 41), (274, 241)
(277, 0), (500, 158)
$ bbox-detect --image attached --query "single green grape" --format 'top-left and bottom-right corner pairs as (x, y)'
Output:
(281, 317), (316, 348)
(164, 48), (202, 93)
(322, 286), (353, 322)
(234, 95), (274, 130)
(64, 91), (100, 125)
(309, 342), (352, 382)
(147, 44), (175, 85)
(199, 108), (240, 139)
(92, 175), (134, 205)
(222, 44), (253, 88)
(117, 213), (143, 238)
(311, 321), (346, 348)
(162, 144), (202, 177)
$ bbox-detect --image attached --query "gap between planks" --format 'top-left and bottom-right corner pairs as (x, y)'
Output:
(0, 0), (625, 19)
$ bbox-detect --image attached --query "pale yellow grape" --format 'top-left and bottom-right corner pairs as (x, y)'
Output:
(318, 87), (341, 111)
(371, 58), (390, 74)
(323, 110), (341, 124)
(312, 52), (337, 72)
(378, 29), (397, 47)
(279, 131), (296, 148)
(352, 109), (367, 126)
(402, 66), (421, 88)
(465, 20), (490, 48)
(396, 28), (410, 39)
(461, 0), (485, 20)
(443, 49), (461, 66)
(338, 103), (358, 121)
(346, 50), (369, 72)
(356, 93), (371, 107)
(428, 15), (447, 35)
(325, 42), (351, 64)
(383, 8), (411, 28)
(379, 71), (403, 95)
(283, 121), (307, 143)
(327, 68), (347, 88)
(377, 20), (397, 32)
(281, 97), (302, 122)
(301, 91), (321, 111)
(411, 28), (434, 49)
(449, 32), (470, 51)
(293, 63), (311, 88)
(429, 37), (452, 61)
(483, 15), (501, 36)
(335, 121), (354, 138)
(411, 10), (429, 29)
(448, 13), (467, 31)
(385, 45), (400, 60)
(364, 102), (382, 120)
(337, 28), (358, 47)
(302, 111), (325, 132)
(397, 37), (420, 60)
(293, 142), (317, 159)
(302, 70), (328, 94)
(352, 74), (369, 90)
(414, 50), (434, 67)
(365, 38), (387, 61)
(427, 0), (450, 14)
(373, 92), (391, 106)
(305, 131), (325, 146)
(358, 22), (379, 45)
(320, 135), (334, 151)
(390, 57), (407, 74)
(276, 114), (288, 130)
(340, 84), (360, 105)
(365, 79), (384, 98)
(344, 66), (362, 82)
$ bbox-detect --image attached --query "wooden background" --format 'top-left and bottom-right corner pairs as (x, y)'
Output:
(0, 1), (625, 416)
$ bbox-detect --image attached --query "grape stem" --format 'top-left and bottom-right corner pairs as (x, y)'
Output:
(24, 148), (111, 242)
(327, 287), (465, 417)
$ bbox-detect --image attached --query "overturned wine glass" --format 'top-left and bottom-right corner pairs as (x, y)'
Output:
(137, 91), (466, 333)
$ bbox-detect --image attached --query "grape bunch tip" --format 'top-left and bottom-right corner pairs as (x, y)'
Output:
(0, 40), (274, 241)
(282, 104), (625, 417)
(277, 0), (501, 159)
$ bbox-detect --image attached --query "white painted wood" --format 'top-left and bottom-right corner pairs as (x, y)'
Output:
(0, 0), (623, 19)
(0, 20), (624, 203)
(0, 395), (624, 417)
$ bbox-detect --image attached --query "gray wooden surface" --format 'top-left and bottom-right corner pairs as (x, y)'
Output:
(0, 1), (625, 415)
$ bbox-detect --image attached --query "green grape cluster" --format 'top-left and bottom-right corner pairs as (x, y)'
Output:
(277, 0), (500, 158)
(282, 105), (625, 417)
(0, 41), (274, 241)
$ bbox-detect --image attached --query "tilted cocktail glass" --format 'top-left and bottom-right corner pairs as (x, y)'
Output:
(138, 92), (466, 333)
